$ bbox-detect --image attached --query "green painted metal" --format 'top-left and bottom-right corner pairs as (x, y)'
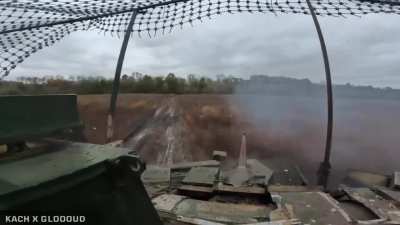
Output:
(182, 167), (219, 187)
(0, 94), (162, 224)
(0, 141), (127, 197)
(276, 192), (352, 225)
(0, 141), (163, 225)
(0, 95), (82, 144)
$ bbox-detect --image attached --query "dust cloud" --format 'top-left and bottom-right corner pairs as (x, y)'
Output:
(231, 89), (400, 187)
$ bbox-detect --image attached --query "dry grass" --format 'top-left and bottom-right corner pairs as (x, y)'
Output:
(78, 94), (166, 144)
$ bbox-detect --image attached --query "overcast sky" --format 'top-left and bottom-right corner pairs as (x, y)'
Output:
(7, 13), (400, 88)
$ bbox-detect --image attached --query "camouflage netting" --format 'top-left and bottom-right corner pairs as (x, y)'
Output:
(0, 0), (399, 78)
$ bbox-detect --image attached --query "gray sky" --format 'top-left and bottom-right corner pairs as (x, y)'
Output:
(7, 13), (400, 88)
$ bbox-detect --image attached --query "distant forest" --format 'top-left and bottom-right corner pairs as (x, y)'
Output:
(1, 73), (399, 99)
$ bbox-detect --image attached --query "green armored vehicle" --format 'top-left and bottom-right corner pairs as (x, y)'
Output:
(0, 95), (162, 225)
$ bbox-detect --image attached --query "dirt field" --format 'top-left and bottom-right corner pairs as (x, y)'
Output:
(78, 94), (400, 188)
(78, 94), (248, 162)
(78, 94), (168, 143)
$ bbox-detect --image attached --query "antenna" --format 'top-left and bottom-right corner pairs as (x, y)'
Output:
(305, 0), (333, 190)
(238, 132), (247, 169)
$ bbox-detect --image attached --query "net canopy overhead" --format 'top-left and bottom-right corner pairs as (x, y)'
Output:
(0, 0), (399, 78)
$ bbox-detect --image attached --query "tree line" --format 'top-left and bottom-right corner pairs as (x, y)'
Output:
(1, 73), (399, 99)
(0, 73), (241, 95)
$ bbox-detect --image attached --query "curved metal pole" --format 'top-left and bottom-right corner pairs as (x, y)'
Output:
(305, 0), (334, 190)
(107, 10), (138, 142)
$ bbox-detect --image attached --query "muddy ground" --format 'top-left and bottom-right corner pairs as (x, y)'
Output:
(78, 94), (400, 188)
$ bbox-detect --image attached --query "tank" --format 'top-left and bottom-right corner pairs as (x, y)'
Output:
(142, 133), (400, 225)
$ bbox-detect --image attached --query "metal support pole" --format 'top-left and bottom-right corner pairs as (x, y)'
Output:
(305, 0), (334, 190)
(107, 10), (138, 142)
